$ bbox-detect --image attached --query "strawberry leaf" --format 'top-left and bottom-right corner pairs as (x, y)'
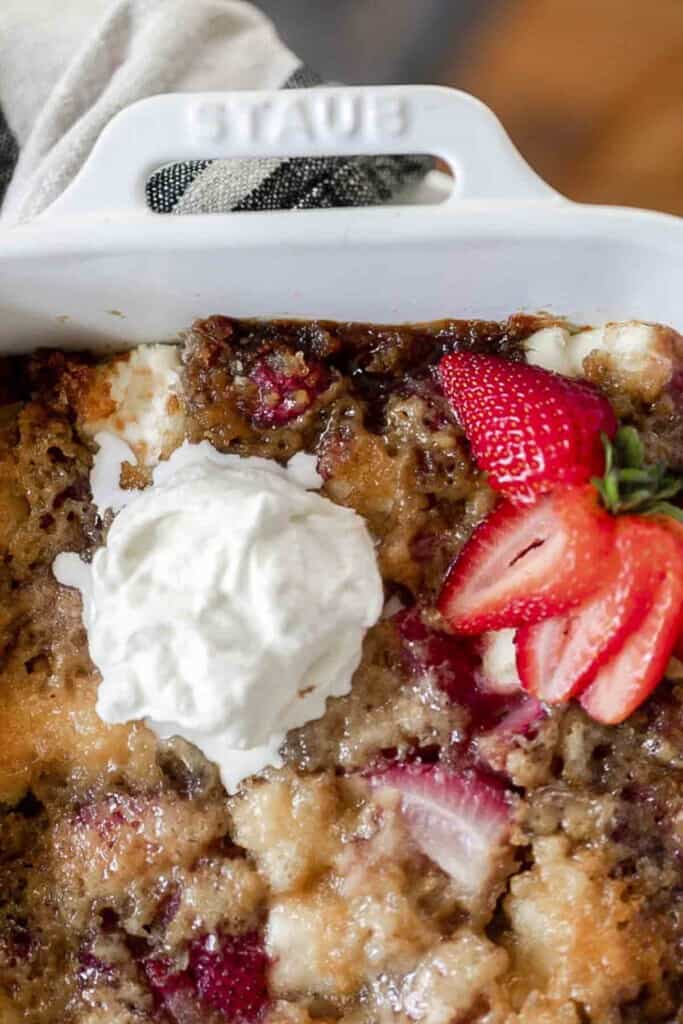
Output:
(592, 428), (682, 519)
(615, 425), (645, 469)
(646, 502), (683, 523)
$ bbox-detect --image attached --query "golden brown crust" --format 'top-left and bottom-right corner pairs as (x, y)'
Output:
(1, 318), (682, 1023)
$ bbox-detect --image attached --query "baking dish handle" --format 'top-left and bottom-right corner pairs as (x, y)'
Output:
(42, 85), (561, 218)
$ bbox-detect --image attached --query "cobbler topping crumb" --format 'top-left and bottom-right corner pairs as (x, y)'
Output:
(0, 314), (682, 1023)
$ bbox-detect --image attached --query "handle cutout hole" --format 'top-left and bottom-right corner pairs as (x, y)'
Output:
(146, 154), (452, 213)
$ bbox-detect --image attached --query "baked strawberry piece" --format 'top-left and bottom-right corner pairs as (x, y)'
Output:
(394, 605), (480, 700)
(369, 764), (512, 908)
(144, 957), (200, 1023)
(394, 606), (523, 733)
(190, 932), (269, 1020)
(145, 931), (269, 1023)
(248, 353), (329, 427)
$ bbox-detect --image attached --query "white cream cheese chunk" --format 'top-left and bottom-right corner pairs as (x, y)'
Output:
(54, 439), (383, 793)
(525, 320), (680, 401)
(479, 629), (521, 694)
(78, 344), (184, 466)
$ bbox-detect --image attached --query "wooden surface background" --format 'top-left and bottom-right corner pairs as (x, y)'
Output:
(455, 0), (683, 214)
(262, 0), (683, 216)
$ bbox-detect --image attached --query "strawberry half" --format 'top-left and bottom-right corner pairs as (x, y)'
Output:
(579, 521), (683, 724)
(438, 352), (617, 504)
(515, 518), (655, 703)
(438, 486), (615, 634)
(369, 764), (511, 905)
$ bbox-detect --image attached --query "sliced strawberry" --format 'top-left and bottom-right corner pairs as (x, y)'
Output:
(369, 764), (511, 904)
(438, 486), (615, 634)
(515, 519), (655, 703)
(438, 353), (617, 504)
(580, 522), (683, 724)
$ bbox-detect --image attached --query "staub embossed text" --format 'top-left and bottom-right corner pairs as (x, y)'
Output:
(188, 92), (411, 147)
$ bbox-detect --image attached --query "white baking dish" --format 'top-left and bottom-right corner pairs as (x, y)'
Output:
(0, 84), (681, 353)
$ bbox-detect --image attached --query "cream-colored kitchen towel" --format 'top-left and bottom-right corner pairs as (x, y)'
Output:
(0, 0), (297, 222)
(0, 0), (430, 223)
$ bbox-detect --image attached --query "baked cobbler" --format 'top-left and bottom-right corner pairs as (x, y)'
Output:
(1, 313), (682, 1024)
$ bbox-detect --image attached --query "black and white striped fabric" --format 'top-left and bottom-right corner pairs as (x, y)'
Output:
(0, 110), (19, 208)
(1, 67), (431, 217)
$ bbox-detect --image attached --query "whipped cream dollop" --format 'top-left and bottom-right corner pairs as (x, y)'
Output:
(54, 440), (383, 792)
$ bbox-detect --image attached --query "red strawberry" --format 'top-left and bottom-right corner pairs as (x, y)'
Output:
(579, 523), (683, 724)
(438, 486), (616, 635)
(515, 518), (655, 703)
(369, 764), (511, 904)
(438, 353), (617, 504)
